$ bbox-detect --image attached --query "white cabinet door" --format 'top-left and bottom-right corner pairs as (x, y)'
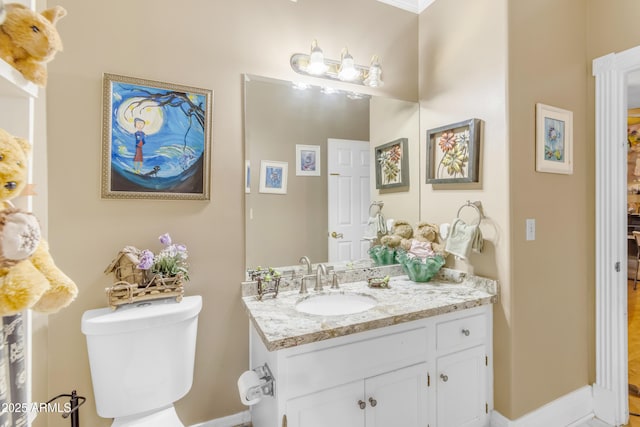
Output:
(436, 345), (487, 427)
(364, 363), (429, 427)
(286, 380), (365, 427)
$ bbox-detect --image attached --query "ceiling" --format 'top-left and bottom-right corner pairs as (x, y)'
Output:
(376, 0), (435, 13)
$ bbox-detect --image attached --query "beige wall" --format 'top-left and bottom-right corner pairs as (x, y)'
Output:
(419, 0), (512, 413)
(42, 1), (418, 426)
(508, 0), (591, 417)
(370, 96), (421, 227)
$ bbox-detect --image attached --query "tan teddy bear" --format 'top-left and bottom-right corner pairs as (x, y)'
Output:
(0, 3), (66, 87)
(413, 221), (446, 256)
(380, 219), (413, 249)
(0, 128), (77, 316)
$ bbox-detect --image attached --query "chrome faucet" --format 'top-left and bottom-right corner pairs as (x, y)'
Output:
(315, 264), (327, 292)
(299, 256), (312, 275)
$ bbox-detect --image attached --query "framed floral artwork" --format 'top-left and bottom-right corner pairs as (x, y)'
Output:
(295, 144), (321, 176)
(375, 138), (409, 189)
(259, 160), (288, 194)
(101, 73), (213, 200)
(426, 118), (481, 184)
(535, 103), (573, 174)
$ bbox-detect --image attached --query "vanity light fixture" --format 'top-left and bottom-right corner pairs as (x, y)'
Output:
(290, 40), (383, 87)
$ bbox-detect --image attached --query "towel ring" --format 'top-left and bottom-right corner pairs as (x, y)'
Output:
(456, 200), (482, 226)
(369, 201), (384, 217)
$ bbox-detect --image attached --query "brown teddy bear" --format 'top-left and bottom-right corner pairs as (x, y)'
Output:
(0, 128), (77, 315)
(0, 3), (66, 87)
(380, 219), (413, 249)
(413, 221), (446, 256)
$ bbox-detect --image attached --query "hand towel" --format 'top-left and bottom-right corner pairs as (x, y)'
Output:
(444, 218), (484, 260)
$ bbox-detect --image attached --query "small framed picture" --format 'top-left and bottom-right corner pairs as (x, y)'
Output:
(375, 138), (409, 189)
(535, 103), (573, 174)
(295, 144), (321, 176)
(259, 160), (288, 194)
(426, 118), (481, 184)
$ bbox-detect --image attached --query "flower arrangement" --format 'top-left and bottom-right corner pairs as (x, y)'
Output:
(137, 233), (189, 281)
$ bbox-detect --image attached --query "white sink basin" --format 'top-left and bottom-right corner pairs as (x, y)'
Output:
(296, 293), (377, 316)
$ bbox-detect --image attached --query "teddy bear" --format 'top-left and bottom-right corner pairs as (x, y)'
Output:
(413, 221), (446, 256)
(0, 3), (66, 87)
(380, 219), (413, 249)
(0, 128), (77, 316)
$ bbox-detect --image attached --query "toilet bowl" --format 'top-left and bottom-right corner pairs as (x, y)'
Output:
(81, 295), (202, 427)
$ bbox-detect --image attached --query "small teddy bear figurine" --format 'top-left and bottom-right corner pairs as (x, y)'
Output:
(0, 3), (66, 87)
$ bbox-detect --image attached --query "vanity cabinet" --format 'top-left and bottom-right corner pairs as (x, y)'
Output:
(434, 312), (490, 427)
(249, 305), (492, 427)
(286, 363), (428, 427)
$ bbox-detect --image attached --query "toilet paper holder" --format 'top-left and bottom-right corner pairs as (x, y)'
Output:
(238, 363), (275, 405)
(252, 363), (275, 397)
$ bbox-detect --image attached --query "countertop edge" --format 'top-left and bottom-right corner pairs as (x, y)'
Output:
(250, 294), (497, 352)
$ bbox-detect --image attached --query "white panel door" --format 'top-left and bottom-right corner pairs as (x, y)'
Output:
(364, 363), (429, 427)
(328, 139), (370, 263)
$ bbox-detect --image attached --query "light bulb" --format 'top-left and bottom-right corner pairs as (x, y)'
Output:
(306, 40), (328, 75)
(338, 49), (360, 81)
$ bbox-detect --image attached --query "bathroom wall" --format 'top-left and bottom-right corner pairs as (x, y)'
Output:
(418, 0), (511, 413)
(42, 1), (418, 426)
(420, 0), (593, 419)
(508, 0), (590, 418)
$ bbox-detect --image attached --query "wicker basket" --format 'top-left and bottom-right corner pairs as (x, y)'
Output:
(105, 274), (184, 309)
(104, 247), (184, 309)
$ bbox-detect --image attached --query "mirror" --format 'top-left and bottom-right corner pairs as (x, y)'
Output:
(244, 74), (419, 269)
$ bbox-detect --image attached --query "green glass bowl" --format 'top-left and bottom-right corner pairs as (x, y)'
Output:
(368, 245), (397, 266)
(396, 250), (445, 282)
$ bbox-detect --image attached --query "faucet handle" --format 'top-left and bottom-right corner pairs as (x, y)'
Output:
(330, 272), (339, 289)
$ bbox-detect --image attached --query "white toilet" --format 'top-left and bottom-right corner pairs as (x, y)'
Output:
(81, 295), (203, 427)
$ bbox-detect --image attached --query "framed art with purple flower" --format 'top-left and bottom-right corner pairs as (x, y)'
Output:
(426, 118), (481, 184)
(535, 103), (573, 175)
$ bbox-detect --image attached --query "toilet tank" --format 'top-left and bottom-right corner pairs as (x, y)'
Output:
(81, 295), (202, 418)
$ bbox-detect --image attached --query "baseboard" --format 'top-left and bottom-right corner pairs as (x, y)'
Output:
(491, 385), (594, 427)
(190, 410), (251, 427)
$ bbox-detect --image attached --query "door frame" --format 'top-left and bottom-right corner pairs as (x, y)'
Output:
(593, 44), (640, 426)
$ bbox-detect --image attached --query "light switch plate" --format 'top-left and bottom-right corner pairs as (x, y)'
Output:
(526, 218), (535, 241)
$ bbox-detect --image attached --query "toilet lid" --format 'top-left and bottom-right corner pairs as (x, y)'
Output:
(81, 295), (202, 335)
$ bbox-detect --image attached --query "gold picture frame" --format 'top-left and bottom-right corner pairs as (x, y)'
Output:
(101, 73), (213, 200)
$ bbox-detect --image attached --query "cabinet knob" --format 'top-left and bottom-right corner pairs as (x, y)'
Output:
(369, 397), (377, 407)
(440, 373), (448, 382)
(461, 328), (470, 336)
(358, 400), (366, 410)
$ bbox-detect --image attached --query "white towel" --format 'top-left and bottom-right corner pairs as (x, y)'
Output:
(444, 218), (484, 260)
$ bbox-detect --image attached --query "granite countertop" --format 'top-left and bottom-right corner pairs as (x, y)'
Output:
(241, 267), (498, 352)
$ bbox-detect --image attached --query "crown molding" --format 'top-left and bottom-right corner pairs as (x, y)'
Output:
(376, 0), (437, 14)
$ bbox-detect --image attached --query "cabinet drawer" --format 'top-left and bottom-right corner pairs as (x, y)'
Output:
(436, 313), (486, 353)
(285, 326), (428, 398)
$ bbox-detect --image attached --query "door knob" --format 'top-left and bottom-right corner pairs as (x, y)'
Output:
(369, 397), (377, 407)
(358, 400), (366, 410)
(330, 231), (344, 239)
